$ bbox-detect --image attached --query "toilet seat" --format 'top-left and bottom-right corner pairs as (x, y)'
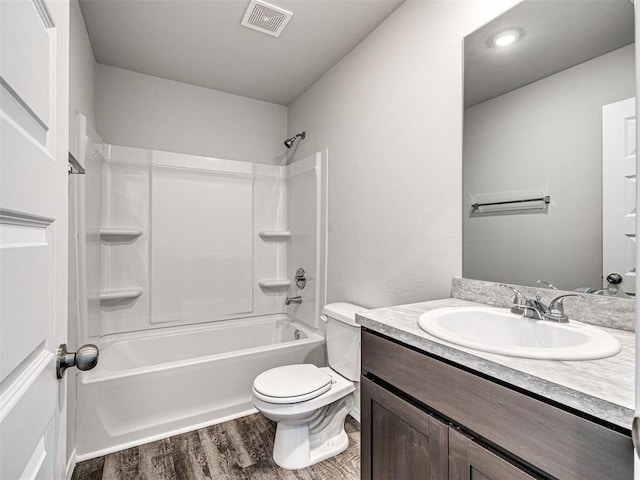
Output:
(253, 364), (333, 404)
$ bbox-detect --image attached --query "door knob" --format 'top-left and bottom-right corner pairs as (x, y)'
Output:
(606, 273), (623, 284)
(56, 343), (99, 379)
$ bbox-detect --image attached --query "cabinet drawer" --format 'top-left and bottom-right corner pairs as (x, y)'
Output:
(362, 330), (633, 480)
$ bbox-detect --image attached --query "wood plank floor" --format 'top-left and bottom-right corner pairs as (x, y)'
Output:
(72, 414), (360, 480)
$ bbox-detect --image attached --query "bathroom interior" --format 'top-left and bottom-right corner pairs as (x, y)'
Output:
(1, 0), (638, 478)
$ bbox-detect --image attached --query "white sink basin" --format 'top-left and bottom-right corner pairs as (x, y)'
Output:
(417, 307), (621, 360)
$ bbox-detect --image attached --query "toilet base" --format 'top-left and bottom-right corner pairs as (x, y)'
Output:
(271, 393), (354, 469)
(273, 424), (349, 470)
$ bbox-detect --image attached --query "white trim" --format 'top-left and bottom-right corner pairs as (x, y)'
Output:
(31, 0), (53, 28)
(103, 144), (283, 178)
(65, 449), (77, 480)
(19, 435), (46, 480)
(0, 349), (52, 423)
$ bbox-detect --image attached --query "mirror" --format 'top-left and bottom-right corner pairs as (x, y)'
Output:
(462, 0), (635, 295)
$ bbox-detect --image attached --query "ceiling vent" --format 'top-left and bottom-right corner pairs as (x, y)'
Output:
(240, 0), (293, 38)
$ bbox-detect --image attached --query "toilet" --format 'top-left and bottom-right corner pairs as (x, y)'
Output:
(252, 302), (363, 469)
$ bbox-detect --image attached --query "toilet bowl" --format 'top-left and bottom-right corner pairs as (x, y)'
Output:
(251, 303), (363, 469)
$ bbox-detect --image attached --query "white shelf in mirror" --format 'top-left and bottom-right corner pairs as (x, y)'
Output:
(258, 230), (291, 241)
(99, 287), (144, 301)
(257, 279), (291, 290)
(100, 227), (144, 239)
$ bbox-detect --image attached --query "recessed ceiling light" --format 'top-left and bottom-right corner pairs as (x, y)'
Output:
(491, 29), (522, 48)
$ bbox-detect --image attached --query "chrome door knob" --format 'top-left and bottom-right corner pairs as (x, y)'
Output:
(56, 343), (99, 379)
(606, 273), (623, 285)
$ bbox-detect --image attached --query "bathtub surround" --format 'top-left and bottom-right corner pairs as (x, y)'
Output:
(72, 414), (360, 480)
(90, 144), (325, 336)
(452, 277), (635, 332)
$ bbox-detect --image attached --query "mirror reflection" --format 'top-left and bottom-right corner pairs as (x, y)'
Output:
(462, 0), (635, 296)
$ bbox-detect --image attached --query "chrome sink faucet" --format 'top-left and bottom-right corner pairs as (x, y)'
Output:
(500, 284), (577, 323)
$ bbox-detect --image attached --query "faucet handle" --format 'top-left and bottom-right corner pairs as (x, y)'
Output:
(536, 280), (559, 290)
(499, 284), (526, 305)
(548, 294), (578, 313)
(499, 284), (523, 297)
(544, 294), (578, 322)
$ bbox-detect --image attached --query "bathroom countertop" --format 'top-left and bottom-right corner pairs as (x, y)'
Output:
(356, 298), (635, 432)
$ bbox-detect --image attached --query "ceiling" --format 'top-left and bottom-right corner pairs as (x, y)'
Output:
(79, 0), (405, 106)
(464, 0), (634, 108)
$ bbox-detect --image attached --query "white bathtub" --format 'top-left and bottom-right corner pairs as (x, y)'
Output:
(76, 315), (325, 460)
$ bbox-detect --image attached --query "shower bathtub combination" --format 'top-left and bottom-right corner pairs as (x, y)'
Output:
(73, 136), (327, 459)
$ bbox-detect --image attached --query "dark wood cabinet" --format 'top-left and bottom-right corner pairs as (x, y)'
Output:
(362, 375), (537, 480)
(448, 429), (537, 480)
(360, 330), (633, 480)
(361, 376), (448, 479)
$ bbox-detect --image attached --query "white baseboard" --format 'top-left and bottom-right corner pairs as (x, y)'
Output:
(65, 449), (77, 480)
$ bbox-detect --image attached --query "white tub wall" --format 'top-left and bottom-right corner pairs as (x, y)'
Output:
(99, 155), (151, 336)
(285, 152), (327, 331)
(96, 64), (287, 164)
(96, 146), (290, 336)
(253, 170), (289, 314)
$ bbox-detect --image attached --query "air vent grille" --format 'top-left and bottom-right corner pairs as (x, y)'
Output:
(241, 0), (293, 37)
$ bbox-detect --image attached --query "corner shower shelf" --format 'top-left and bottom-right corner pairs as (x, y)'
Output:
(258, 279), (291, 290)
(100, 228), (144, 240)
(258, 230), (291, 241)
(99, 287), (143, 302)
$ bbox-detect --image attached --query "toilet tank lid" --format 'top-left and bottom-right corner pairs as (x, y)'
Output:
(322, 302), (366, 327)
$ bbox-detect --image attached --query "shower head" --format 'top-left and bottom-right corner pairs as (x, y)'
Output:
(284, 131), (306, 148)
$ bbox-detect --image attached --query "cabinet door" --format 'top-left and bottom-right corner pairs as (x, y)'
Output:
(361, 376), (448, 480)
(449, 429), (539, 480)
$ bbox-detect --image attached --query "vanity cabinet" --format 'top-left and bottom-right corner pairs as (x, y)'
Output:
(362, 377), (537, 480)
(361, 375), (448, 478)
(360, 330), (633, 480)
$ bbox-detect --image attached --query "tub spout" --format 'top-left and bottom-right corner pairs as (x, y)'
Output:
(286, 296), (302, 305)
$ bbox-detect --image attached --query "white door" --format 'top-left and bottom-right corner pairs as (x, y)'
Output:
(603, 97), (636, 296)
(0, 0), (69, 479)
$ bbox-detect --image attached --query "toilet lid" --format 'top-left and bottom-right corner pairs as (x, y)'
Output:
(253, 364), (332, 403)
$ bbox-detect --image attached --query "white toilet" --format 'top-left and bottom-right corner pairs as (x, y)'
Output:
(252, 302), (363, 469)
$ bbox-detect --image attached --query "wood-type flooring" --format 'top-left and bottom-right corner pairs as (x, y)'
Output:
(72, 413), (360, 480)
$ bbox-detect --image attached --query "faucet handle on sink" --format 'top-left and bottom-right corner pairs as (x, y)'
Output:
(544, 294), (579, 323)
(499, 284), (526, 305)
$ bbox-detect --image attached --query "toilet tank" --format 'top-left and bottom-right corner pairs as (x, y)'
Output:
(323, 302), (364, 381)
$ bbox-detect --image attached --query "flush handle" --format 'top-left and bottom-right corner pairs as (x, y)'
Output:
(56, 343), (99, 379)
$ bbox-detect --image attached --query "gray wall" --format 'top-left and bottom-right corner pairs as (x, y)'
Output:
(69, 0), (96, 154)
(463, 45), (635, 291)
(96, 65), (287, 164)
(287, 0), (519, 308)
